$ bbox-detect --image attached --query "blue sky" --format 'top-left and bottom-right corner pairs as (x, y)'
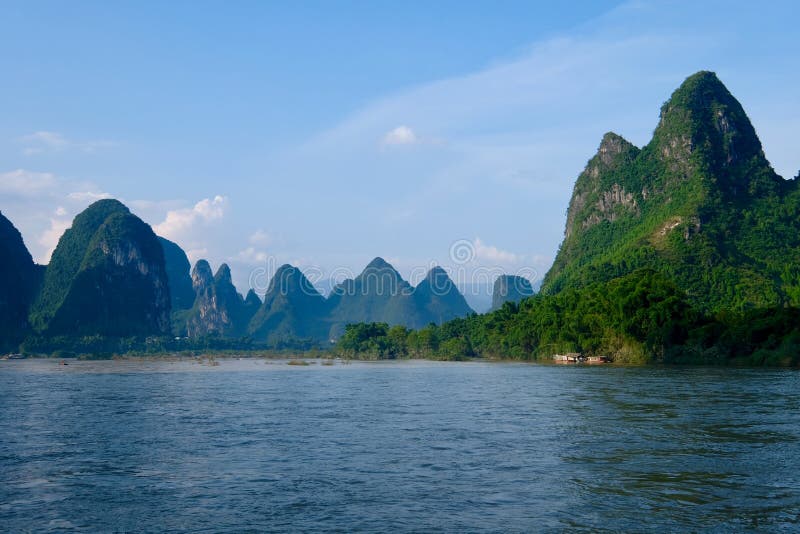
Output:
(1, 0), (798, 309)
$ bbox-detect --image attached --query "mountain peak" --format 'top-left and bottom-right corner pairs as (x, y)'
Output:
(356, 257), (404, 283)
(655, 70), (763, 169)
(214, 263), (232, 283)
(491, 275), (535, 310)
(597, 132), (636, 165)
(84, 198), (129, 215)
(267, 264), (321, 297)
(192, 260), (214, 290)
(424, 265), (448, 281)
(364, 257), (393, 271)
(244, 289), (261, 307)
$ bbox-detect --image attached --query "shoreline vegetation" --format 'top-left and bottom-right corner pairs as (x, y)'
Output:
(5, 352), (798, 369)
(8, 268), (800, 368)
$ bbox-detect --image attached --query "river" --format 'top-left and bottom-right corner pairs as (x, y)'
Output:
(1, 358), (798, 531)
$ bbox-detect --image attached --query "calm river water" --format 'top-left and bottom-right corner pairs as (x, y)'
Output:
(1, 359), (798, 532)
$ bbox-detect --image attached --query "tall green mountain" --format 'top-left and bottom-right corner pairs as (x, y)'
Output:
(491, 275), (535, 311)
(0, 212), (43, 348)
(29, 199), (171, 336)
(543, 71), (800, 312)
(180, 261), (257, 338)
(413, 266), (474, 324)
(158, 236), (195, 311)
(248, 264), (329, 344)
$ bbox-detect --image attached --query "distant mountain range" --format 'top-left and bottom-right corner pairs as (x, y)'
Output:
(1, 200), (501, 348)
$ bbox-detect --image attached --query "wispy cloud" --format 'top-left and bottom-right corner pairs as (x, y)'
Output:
(248, 229), (272, 246)
(0, 169), (58, 196)
(19, 131), (117, 156)
(235, 246), (268, 264)
(67, 191), (113, 202)
(473, 237), (519, 264)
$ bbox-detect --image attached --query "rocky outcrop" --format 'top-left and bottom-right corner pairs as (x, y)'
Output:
(565, 132), (640, 239)
(579, 183), (639, 230)
(183, 261), (253, 338)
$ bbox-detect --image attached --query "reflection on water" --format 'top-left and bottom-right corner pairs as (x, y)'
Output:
(1, 359), (798, 531)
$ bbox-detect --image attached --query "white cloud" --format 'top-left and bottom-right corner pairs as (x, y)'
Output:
(153, 195), (227, 240)
(248, 229), (272, 246)
(235, 246), (268, 264)
(20, 132), (69, 155)
(67, 191), (113, 202)
(381, 125), (419, 146)
(473, 237), (520, 264)
(0, 169), (58, 196)
(20, 131), (116, 155)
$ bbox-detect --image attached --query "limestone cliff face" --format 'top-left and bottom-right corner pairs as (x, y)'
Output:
(564, 132), (641, 239)
(29, 199), (171, 336)
(183, 261), (255, 338)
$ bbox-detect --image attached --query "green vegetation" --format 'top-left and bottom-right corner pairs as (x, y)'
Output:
(18, 333), (321, 359)
(248, 264), (330, 344)
(333, 269), (800, 366)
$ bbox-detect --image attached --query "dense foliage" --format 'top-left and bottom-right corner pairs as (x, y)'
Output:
(335, 269), (800, 366)
(19, 333), (322, 359)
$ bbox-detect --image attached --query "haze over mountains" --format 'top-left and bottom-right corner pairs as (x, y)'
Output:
(0, 199), (483, 349)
